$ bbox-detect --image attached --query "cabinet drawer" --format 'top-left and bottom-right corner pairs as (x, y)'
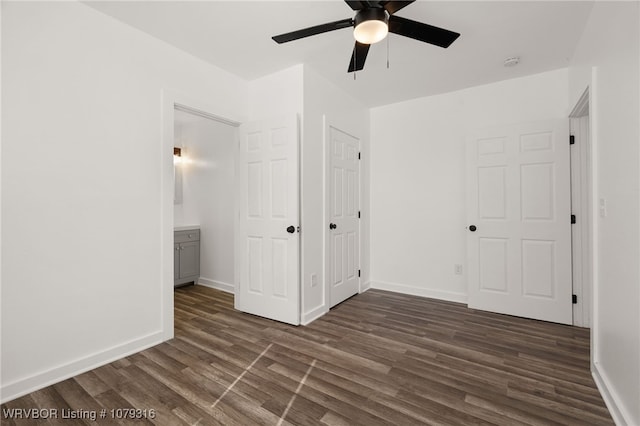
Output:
(175, 229), (200, 243)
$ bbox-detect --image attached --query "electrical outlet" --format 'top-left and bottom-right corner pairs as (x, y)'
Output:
(310, 273), (318, 287)
(454, 264), (463, 275)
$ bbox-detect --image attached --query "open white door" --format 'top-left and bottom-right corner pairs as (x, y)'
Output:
(466, 120), (572, 325)
(326, 121), (360, 307)
(237, 116), (300, 325)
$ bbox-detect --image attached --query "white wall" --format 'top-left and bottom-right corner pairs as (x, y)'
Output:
(302, 66), (370, 324)
(568, 3), (639, 424)
(174, 117), (237, 292)
(248, 64), (303, 121)
(369, 69), (569, 302)
(1, 1), (247, 402)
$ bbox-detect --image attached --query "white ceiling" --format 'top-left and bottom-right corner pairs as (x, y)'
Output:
(85, 1), (594, 107)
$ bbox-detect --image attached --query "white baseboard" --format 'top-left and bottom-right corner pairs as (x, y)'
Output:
(1, 331), (163, 404)
(197, 278), (234, 294)
(360, 280), (372, 292)
(302, 304), (327, 325)
(592, 361), (634, 425)
(370, 280), (468, 304)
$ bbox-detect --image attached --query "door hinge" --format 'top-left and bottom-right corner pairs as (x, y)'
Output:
(358, 270), (361, 278)
(571, 214), (576, 224)
(570, 135), (575, 145)
(358, 152), (361, 160)
(572, 294), (577, 304)
(358, 211), (361, 218)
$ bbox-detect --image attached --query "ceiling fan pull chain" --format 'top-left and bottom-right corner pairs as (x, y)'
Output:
(354, 48), (357, 80)
(387, 35), (390, 69)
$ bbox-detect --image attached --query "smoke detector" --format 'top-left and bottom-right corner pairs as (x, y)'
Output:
(503, 57), (520, 67)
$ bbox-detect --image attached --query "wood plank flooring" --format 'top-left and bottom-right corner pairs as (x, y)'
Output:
(2, 286), (613, 425)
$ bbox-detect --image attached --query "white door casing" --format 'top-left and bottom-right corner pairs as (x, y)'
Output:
(237, 116), (300, 325)
(326, 120), (360, 308)
(570, 115), (591, 328)
(466, 120), (572, 325)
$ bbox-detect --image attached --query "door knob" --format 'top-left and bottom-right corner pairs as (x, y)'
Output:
(329, 223), (337, 230)
(286, 225), (295, 234)
(469, 225), (477, 232)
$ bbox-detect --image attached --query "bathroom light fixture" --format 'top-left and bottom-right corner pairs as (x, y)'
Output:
(353, 9), (388, 44)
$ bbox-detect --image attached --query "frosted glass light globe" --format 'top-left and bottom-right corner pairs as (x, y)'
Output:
(354, 19), (388, 44)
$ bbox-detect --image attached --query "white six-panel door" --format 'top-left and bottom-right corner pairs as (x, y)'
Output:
(466, 120), (572, 325)
(328, 124), (360, 308)
(237, 116), (299, 325)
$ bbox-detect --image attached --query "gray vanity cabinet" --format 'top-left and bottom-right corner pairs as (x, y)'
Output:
(174, 229), (200, 287)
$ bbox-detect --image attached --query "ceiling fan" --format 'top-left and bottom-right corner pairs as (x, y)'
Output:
(272, 1), (460, 73)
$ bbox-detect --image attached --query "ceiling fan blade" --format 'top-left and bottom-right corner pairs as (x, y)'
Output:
(388, 15), (460, 48)
(345, 1), (384, 10)
(348, 41), (370, 72)
(272, 18), (353, 44)
(344, 1), (366, 10)
(380, 1), (415, 15)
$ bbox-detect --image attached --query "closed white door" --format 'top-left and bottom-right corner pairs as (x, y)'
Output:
(237, 116), (299, 325)
(327, 123), (360, 307)
(466, 120), (572, 325)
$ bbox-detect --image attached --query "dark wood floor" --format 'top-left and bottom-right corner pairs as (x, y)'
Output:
(2, 286), (612, 425)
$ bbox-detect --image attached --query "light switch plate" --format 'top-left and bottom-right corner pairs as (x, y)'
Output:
(599, 198), (607, 217)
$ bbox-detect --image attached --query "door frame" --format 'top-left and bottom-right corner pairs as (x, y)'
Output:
(569, 87), (593, 328)
(161, 89), (241, 341)
(323, 115), (362, 309)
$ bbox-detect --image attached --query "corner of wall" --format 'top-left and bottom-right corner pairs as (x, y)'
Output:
(301, 304), (328, 326)
(247, 64), (304, 121)
(300, 65), (370, 325)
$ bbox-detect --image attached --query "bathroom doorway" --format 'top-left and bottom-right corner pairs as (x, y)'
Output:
(173, 105), (239, 294)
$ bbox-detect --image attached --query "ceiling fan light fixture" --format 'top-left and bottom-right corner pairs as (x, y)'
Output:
(353, 8), (388, 44)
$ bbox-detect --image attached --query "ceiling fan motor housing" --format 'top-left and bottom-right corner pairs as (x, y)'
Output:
(354, 8), (389, 44)
(354, 7), (388, 27)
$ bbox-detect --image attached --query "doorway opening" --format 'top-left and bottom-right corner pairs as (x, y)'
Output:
(163, 93), (302, 332)
(172, 105), (239, 294)
(160, 89), (241, 340)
